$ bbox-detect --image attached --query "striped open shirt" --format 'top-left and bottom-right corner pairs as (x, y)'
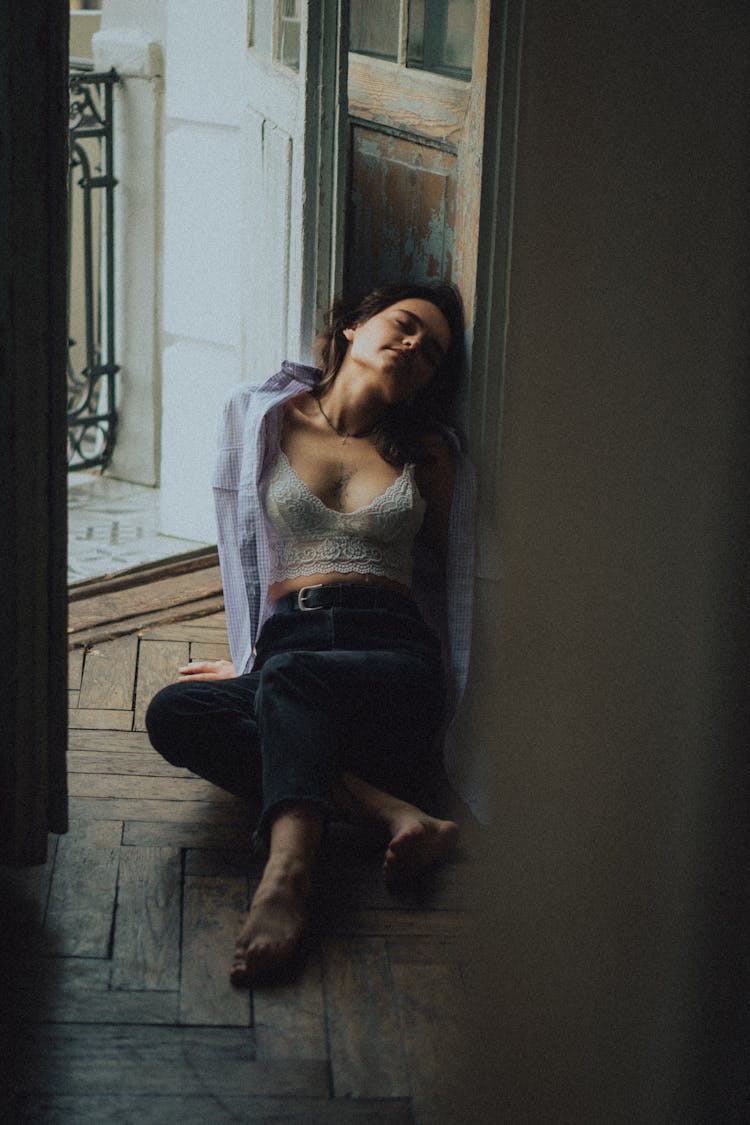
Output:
(213, 362), (477, 802)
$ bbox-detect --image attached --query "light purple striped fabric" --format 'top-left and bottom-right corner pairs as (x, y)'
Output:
(213, 362), (477, 800)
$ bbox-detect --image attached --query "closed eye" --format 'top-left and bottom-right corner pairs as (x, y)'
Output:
(395, 312), (446, 368)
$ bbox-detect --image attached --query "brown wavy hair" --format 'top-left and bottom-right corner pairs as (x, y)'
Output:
(314, 281), (466, 466)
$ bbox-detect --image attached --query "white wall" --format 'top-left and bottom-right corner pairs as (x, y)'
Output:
(94, 0), (321, 541)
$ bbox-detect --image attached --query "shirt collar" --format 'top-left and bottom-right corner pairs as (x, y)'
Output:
(280, 360), (320, 387)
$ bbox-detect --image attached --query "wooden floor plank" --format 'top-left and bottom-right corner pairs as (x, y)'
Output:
(110, 846), (182, 991)
(324, 936), (410, 1099)
(139, 617), (228, 642)
(324, 909), (469, 938)
(15, 986), (181, 1026)
(133, 639), (189, 731)
(79, 635), (138, 711)
(5, 965), (178, 1035)
(68, 728), (153, 752)
(16, 1026), (329, 1097)
(189, 641), (232, 662)
(67, 749), (197, 779)
(69, 796), (247, 826)
(0, 834), (59, 951)
(390, 959), (470, 1124)
(254, 946), (328, 1061)
(316, 831), (475, 914)
(68, 595), (225, 650)
(68, 647), (84, 690)
(43, 820), (122, 957)
(124, 820), (256, 850)
(68, 567), (223, 634)
(12, 1095), (415, 1125)
(68, 708), (134, 730)
(68, 772), (235, 803)
(179, 876), (251, 1026)
(184, 848), (261, 877)
(13, 956), (110, 992)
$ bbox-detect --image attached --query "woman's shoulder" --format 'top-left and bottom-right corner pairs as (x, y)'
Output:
(222, 365), (318, 416)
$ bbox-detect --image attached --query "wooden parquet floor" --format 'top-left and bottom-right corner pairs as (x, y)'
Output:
(2, 612), (482, 1124)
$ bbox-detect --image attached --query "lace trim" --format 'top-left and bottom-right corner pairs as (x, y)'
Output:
(263, 450), (426, 585)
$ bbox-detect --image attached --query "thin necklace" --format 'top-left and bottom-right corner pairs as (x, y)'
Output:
(315, 395), (378, 440)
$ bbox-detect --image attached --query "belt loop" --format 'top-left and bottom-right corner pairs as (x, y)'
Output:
(297, 583), (324, 611)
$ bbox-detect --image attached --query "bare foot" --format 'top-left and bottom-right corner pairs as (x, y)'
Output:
(230, 869), (308, 985)
(383, 813), (459, 884)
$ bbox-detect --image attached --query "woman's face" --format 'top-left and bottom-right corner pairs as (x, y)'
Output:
(342, 297), (453, 401)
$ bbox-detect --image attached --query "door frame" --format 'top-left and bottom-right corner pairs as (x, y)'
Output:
(465, 0), (526, 573)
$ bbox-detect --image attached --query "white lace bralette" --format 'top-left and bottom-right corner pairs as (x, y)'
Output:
(262, 448), (427, 586)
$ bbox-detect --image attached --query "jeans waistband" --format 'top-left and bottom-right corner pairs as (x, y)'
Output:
(272, 582), (419, 617)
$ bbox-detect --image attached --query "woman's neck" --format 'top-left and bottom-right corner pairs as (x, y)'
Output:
(316, 378), (385, 439)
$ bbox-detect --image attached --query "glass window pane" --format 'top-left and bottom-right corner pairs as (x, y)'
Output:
(278, 0), (301, 71)
(407, 0), (474, 81)
(349, 0), (400, 62)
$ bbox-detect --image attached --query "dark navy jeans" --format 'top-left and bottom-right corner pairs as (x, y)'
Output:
(145, 587), (446, 843)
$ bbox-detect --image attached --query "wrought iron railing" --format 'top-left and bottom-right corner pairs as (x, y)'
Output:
(67, 60), (119, 470)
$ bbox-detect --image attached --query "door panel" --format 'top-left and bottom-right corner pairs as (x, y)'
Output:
(347, 126), (456, 294)
(344, 0), (486, 310)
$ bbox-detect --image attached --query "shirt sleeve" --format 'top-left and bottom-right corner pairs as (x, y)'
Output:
(213, 388), (255, 674)
(411, 432), (476, 715)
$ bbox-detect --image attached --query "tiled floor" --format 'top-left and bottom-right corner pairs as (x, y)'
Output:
(68, 472), (210, 584)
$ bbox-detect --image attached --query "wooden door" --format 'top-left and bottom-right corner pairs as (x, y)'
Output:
(244, 0), (345, 365)
(344, 0), (489, 315)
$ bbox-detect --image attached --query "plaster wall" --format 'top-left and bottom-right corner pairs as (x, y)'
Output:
(159, 0), (310, 543)
(462, 2), (749, 1119)
(69, 10), (100, 59)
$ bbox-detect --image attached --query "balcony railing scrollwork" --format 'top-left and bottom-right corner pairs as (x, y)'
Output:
(67, 61), (120, 470)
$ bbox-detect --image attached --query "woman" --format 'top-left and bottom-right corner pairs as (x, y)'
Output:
(146, 281), (475, 984)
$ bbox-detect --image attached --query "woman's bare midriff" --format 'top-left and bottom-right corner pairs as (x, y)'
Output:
(269, 572), (412, 604)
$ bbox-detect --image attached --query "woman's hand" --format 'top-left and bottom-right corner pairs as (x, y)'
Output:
(176, 659), (236, 682)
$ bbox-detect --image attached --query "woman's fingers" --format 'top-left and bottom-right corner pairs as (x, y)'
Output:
(176, 659), (236, 681)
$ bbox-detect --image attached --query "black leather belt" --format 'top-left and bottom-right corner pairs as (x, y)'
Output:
(273, 582), (418, 617)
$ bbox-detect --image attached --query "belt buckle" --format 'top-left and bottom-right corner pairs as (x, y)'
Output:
(297, 584), (324, 611)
